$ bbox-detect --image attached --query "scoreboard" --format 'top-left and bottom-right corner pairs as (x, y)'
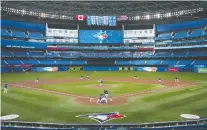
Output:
(87, 16), (116, 26)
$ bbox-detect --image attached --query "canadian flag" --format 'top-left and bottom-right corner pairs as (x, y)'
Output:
(75, 15), (86, 21)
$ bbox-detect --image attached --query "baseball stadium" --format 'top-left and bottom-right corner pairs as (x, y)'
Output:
(1, 1), (207, 130)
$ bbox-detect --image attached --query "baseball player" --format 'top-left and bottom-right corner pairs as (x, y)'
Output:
(100, 79), (104, 86)
(104, 90), (108, 98)
(4, 84), (8, 94)
(174, 77), (179, 82)
(97, 94), (107, 104)
(86, 75), (90, 81)
(134, 76), (139, 80)
(158, 77), (162, 84)
(34, 77), (39, 83)
(80, 76), (84, 80)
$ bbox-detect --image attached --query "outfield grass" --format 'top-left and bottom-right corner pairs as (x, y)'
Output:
(1, 72), (207, 124)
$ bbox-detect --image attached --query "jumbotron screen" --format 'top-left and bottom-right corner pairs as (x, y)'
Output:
(79, 30), (123, 44)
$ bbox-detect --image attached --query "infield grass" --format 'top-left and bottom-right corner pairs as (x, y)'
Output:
(38, 81), (163, 96)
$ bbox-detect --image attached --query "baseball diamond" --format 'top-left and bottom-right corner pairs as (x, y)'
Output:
(1, 1), (207, 129)
(1, 71), (207, 124)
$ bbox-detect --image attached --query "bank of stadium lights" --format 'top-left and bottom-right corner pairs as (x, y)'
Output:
(2, 7), (73, 20)
(130, 8), (203, 21)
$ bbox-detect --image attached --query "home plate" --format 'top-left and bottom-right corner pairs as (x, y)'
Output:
(108, 98), (113, 101)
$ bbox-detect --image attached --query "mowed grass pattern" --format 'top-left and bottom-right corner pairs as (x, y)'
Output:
(38, 81), (162, 96)
(1, 72), (207, 123)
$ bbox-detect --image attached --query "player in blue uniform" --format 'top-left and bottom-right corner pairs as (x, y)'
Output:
(4, 84), (8, 94)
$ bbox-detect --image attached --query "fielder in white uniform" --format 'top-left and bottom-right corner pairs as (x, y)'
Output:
(34, 78), (39, 83)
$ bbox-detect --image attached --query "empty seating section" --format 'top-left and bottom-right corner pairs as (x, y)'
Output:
(115, 60), (199, 65)
(13, 51), (28, 57)
(156, 33), (171, 40)
(22, 60), (39, 65)
(6, 60), (22, 64)
(55, 60), (70, 64)
(1, 28), (12, 37)
(39, 60), (55, 64)
(1, 51), (13, 57)
(29, 32), (45, 39)
(29, 52), (45, 57)
(1, 29), (45, 39)
(194, 60), (207, 65)
(156, 27), (206, 41)
(173, 31), (187, 39)
(147, 60), (161, 65)
(172, 52), (187, 57)
(189, 28), (204, 37)
(161, 60), (177, 65)
(187, 51), (201, 56)
(71, 60), (86, 65)
(178, 60), (193, 65)
(12, 30), (26, 38)
(156, 52), (171, 57)
(201, 51), (207, 56)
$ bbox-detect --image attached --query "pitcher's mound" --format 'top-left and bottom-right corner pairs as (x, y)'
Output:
(74, 97), (127, 106)
(89, 84), (114, 88)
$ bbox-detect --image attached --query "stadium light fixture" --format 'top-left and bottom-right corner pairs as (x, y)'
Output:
(145, 15), (150, 20)
(156, 13), (160, 18)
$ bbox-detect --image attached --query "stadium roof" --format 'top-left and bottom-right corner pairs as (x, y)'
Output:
(2, 1), (207, 16)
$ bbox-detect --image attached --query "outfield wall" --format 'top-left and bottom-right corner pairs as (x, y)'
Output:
(2, 65), (207, 73)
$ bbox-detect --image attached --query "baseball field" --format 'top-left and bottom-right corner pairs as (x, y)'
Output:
(1, 71), (207, 124)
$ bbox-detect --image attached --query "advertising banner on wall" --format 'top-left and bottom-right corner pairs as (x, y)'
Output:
(118, 67), (134, 71)
(168, 67), (178, 72)
(143, 67), (157, 72)
(68, 67), (83, 71)
(32, 67), (58, 72)
(198, 68), (207, 73)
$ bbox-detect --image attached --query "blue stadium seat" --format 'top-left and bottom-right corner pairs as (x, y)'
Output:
(194, 60), (207, 65)
(173, 31), (188, 39)
(22, 60), (39, 65)
(155, 33), (171, 40)
(172, 52), (187, 57)
(1, 28), (12, 37)
(146, 60), (161, 65)
(29, 32), (45, 39)
(1, 51), (13, 57)
(55, 60), (70, 65)
(70, 60), (86, 65)
(6, 60), (22, 65)
(13, 51), (28, 57)
(39, 60), (56, 65)
(11, 30), (26, 38)
(156, 52), (171, 57)
(29, 52), (45, 57)
(162, 60), (178, 65)
(189, 28), (204, 38)
(178, 60), (193, 65)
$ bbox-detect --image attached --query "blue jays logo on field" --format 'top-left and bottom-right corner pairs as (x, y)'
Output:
(93, 30), (108, 43)
(76, 112), (125, 124)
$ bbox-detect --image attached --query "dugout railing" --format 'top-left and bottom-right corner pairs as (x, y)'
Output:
(1, 118), (207, 129)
